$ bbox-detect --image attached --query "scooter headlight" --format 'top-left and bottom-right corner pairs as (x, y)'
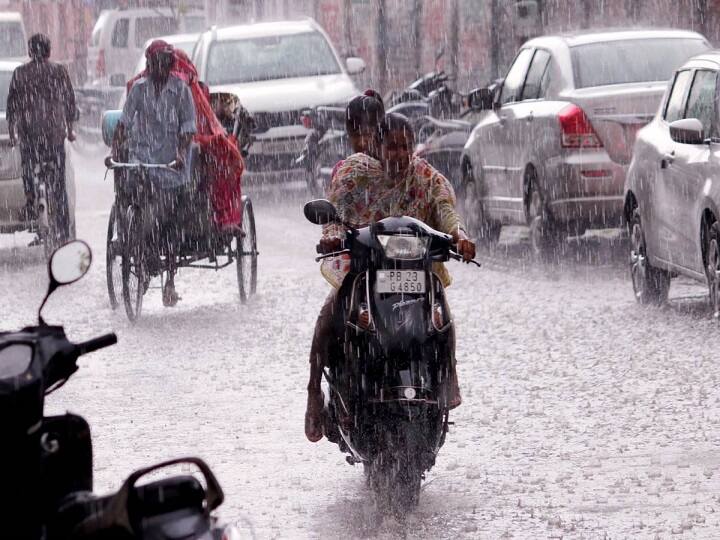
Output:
(377, 235), (428, 260)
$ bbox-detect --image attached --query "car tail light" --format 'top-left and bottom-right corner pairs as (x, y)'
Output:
(559, 104), (602, 148)
(96, 49), (106, 77)
(580, 169), (611, 178)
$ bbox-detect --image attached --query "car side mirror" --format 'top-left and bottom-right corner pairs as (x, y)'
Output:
(669, 118), (705, 144)
(109, 73), (126, 87)
(467, 87), (494, 111)
(345, 57), (366, 75)
(304, 199), (339, 225)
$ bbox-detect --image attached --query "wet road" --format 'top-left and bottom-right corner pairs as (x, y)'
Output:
(2, 150), (719, 539)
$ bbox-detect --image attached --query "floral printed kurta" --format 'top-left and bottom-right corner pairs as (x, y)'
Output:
(320, 152), (465, 288)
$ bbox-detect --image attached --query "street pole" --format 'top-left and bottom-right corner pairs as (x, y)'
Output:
(490, 0), (500, 79)
(449, 0), (459, 80)
(343, 0), (353, 56)
(412, 0), (423, 76)
(376, 0), (387, 92)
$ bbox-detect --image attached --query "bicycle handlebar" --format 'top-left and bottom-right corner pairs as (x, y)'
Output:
(107, 158), (177, 170)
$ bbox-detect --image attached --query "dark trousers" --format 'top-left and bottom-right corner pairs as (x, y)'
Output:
(20, 143), (70, 242)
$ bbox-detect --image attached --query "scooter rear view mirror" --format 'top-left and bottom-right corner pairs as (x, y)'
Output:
(39, 240), (93, 325)
(304, 199), (339, 225)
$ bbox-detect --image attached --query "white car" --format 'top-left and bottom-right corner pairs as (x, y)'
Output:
(87, 8), (206, 86)
(0, 61), (75, 236)
(133, 33), (200, 76)
(0, 12), (27, 62)
(192, 19), (365, 181)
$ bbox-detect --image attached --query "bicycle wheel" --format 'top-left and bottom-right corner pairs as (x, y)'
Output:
(236, 197), (257, 303)
(106, 204), (122, 310)
(42, 191), (58, 262)
(121, 205), (145, 321)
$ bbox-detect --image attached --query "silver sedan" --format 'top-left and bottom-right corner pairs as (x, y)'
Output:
(461, 29), (709, 258)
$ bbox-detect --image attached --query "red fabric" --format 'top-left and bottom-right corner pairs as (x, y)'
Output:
(126, 49), (244, 227)
(145, 39), (172, 58)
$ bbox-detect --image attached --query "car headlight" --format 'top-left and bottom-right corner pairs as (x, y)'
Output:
(377, 235), (428, 260)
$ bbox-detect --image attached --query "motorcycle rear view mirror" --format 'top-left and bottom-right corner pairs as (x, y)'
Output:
(38, 240), (92, 325)
(304, 199), (339, 225)
(467, 87), (494, 111)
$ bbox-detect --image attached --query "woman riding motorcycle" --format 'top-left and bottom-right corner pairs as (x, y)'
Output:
(305, 112), (476, 442)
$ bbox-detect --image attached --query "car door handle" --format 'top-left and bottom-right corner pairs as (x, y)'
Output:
(661, 151), (675, 169)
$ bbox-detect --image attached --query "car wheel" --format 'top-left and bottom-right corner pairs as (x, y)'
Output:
(705, 221), (720, 318)
(526, 179), (561, 261)
(629, 208), (670, 305)
(461, 164), (500, 243)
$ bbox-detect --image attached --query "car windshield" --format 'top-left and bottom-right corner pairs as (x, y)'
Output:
(206, 32), (341, 85)
(0, 71), (12, 111)
(0, 22), (26, 58)
(572, 38), (710, 88)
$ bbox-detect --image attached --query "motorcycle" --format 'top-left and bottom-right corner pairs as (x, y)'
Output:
(0, 240), (239, 539)
(303, 199), (480, 513)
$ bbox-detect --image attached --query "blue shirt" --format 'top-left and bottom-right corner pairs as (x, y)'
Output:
(121, 75), (196, 189)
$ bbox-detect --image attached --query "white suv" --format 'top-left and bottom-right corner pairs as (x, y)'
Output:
(0, 12), (27, 62)
(192, 19), (365, 181)
(87, 8), (206, 86)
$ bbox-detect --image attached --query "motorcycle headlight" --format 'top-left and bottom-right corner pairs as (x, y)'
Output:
(377, 235), (428, 260)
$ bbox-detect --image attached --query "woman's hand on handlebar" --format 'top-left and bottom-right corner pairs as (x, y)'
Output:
(457, 238), (476, 262)
(317, 236), (343, 254)
(452, 227), (476, 262)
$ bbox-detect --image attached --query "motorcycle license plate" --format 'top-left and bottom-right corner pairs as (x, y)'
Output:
(376, 270), (425, 294)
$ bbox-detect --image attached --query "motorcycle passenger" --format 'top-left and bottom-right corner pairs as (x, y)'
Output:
(111, 40), (197, 307)
(346, 89), (385, 156)
(327, 90), (385, 185)
(6, 33), (76, 244)
(305, 112), (476, 442)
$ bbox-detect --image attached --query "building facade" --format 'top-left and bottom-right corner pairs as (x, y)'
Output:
(3, 0), (720, 90)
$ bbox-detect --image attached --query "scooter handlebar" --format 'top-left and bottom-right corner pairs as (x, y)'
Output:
(75, 333), (118, 356)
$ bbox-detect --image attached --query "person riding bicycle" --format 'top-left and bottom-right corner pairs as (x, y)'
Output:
(111, 40), (197, 307)
(305, 112), (476, 442)
(7, 33), (76, 244)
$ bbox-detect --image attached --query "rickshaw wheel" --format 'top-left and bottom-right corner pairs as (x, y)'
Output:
(106, 204), (122, 310)
(236, 196), (257, 303)
(122, 205), (145, 321)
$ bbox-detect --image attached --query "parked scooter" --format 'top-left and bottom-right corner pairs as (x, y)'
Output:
(415, 80), (500, 193)
(295, 106), (349, 196)
(297, 51), (463, 196)
(303, 199), (479, 513)
(0, 240), (238, 539)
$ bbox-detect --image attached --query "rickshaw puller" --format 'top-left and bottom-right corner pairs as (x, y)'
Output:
(111, 40), (197, 307)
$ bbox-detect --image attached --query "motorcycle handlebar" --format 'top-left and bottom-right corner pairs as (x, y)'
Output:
(75, 333), (118, 356)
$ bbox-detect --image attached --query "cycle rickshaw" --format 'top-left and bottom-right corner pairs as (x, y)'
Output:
(101, 106), (258, 322)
